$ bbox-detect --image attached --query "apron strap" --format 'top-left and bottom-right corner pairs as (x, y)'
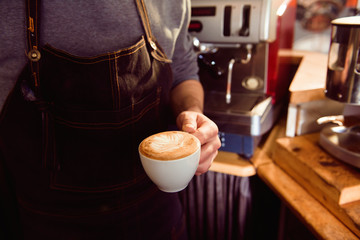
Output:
(25, 0), (41, 90)
(135, 0), (172, 63)
(25, 0), (53, 169)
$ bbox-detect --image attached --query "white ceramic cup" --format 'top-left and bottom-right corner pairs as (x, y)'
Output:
(138, 131), (201, 193)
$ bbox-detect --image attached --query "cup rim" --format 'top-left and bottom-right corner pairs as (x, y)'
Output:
(139, 143), (200, 162)
(138, 131), (201, 162)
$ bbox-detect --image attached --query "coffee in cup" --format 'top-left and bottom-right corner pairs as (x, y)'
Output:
(139, 131), (200, 192)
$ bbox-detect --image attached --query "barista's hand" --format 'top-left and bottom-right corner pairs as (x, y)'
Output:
(176, 111), (221, 175)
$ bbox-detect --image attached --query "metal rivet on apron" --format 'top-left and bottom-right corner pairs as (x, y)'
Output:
(149, 40), (157, 51)
(27, 49), (41, 62)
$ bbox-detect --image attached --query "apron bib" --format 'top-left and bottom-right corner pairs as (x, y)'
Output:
(0, 0), (187, 239)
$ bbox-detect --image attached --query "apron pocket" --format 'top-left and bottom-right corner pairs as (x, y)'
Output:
(48, 88), (164, 192)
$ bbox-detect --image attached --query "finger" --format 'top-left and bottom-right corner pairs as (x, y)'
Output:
(176, 112), (197, 133)
(192, 116), (219, 145)
(195, 136), (221, 175)
(195, 149), (218, 175)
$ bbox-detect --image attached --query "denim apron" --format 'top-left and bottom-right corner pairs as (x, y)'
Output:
(0, 0), (187, 239)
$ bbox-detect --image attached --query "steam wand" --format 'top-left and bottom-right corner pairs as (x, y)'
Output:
(226, 58), (235, 104)
(226, 44), (253, 104)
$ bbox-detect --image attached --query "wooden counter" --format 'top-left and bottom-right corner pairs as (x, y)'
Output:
(272, 132), (360, 238)
(209, 50), (360, 239)
(210, 118), (359, 239)
(257, 161), (359, 240)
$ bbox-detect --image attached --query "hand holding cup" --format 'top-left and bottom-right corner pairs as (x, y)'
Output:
(139, 131), (201, 192)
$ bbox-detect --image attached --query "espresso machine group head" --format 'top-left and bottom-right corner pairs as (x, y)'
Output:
(189, 0), (290, 157)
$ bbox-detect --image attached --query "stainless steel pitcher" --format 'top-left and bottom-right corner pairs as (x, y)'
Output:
(325, 16), (360, 105)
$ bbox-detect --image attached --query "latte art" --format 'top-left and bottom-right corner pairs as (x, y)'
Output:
(149, 134), (189, 152)
(139, 131), (200, 160)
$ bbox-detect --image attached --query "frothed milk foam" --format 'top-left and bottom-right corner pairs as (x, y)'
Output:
(139, 131), (200, 160)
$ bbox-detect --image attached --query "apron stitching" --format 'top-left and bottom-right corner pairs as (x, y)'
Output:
(34, 0), (39, 47)
(42, 40), (146, 64)
(108, 53), (116, 110)
(44, 36), (147, 60)
(140, 0), (153, 40)
(114, 54), (121, 110)
(53, 98), (160, 129)
(135, 0), (152, 42)
(151, 50), (172, 63)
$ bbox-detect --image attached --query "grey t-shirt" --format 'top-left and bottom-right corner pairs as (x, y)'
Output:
(0, 0), (199, 111)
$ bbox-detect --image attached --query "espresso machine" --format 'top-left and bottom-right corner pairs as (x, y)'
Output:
(189, 0), (289, 157)
(318, 15), (360, 168)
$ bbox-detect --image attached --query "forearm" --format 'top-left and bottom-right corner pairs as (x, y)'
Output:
(170, 80), (204, 116)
